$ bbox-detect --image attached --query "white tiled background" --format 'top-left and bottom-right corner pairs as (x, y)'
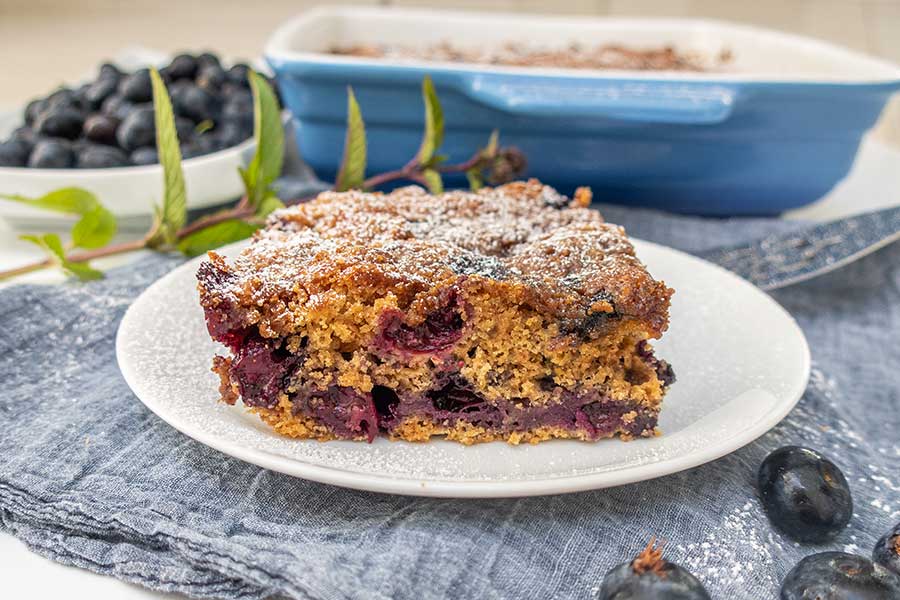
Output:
(1, 0), (899, 144)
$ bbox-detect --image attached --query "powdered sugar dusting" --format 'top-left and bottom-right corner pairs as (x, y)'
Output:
(200, 180), (672, 331)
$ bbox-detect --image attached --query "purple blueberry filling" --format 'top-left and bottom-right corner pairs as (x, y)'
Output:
(276, 378), (657, 442)
(374, 290), (466, 355)
(229, 334), (301, 409)
(198, 265), (255, 353)
(292, 386), (378, 442)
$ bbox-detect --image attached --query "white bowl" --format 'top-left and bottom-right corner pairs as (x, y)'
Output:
(0, 48), (258, 229)
(0, 139), (255, 223)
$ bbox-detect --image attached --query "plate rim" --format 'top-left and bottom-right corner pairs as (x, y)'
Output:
(116, 238), (811, 498)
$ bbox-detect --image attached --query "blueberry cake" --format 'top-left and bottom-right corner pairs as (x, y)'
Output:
(197, 180), (674, 445)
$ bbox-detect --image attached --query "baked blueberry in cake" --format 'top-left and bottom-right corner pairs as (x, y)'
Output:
(197, 179), (674, 445)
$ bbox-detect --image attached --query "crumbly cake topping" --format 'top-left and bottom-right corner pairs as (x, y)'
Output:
(201, 180), (671, 335)
(331, 41), (731, 72)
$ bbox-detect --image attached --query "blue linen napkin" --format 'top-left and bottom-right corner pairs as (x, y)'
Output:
(1, 205), (898, 599)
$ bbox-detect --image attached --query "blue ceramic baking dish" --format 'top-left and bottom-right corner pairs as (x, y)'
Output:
(266, 6), (900, 215)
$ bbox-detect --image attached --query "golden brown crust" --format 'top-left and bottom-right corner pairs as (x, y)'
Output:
(198, 179), (672, 340)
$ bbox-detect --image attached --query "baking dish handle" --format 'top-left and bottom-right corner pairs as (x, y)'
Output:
(461, 75), (737, 124)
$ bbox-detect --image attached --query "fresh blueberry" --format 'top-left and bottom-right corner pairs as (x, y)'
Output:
(130, 147), (158, 165)
(24, 98), (47, 125)
(76, 144), (130, 168)
(597, 540), (711, 600)
(873, 523), (900, 576)
(101, 94), (135, 121)
(181, 134), (219, 159)
(98, 62), (122, 81)
(221, 98), (253, 131)
(11, 126), (36, 150)
(758, 446), (853, 543)
(119, 68), (153, 103)
(213, 120), (251, 149)
(172, 84), (221, 123)
(46, 87), (81, 110)
(82, 114), (120, 145)
(0, 140), (30, 167)
(72, 83), (92, 110)
(781, 552), (900, 599)
(116, 106), (156, 151)
(166, 53), (198, 80)
(174, 116), (195, 143)
(226, 63), (251, 87)
(221, 92), (254, 129)
(197, 64), (227, 92)
(196, 51), (221, 69)
(84, 77), (119, 109)
(33, 107), (85, 139)
(28, 139), (74, 168)
(217, 82), (239, 98)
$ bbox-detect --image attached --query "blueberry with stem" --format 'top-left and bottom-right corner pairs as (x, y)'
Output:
(597, 539), (711, 599)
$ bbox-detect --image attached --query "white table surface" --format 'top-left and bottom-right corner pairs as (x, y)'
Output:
(1, 135), (899, 599)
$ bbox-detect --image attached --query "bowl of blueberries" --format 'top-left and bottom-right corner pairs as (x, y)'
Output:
(0, 51), (272, 223)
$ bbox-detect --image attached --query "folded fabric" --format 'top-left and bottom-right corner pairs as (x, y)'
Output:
(1, 205), (898, 599)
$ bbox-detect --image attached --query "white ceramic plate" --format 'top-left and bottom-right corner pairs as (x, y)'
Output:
(116, 239), (810, 498)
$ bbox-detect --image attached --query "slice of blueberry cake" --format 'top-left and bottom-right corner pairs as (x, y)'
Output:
(197, 180), (674, 445)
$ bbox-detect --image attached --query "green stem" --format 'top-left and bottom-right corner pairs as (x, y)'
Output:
(0, 237), (149, 281)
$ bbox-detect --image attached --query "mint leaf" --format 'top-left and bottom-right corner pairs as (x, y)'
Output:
(466, 167), (484, 191)
(147, 67), (187, 247)
(255, 193), (284, 218)
(20, 233), (103, 281)
(71, 205), (116, 249)
(64, 261), (105, 281)
(177, 219), (258, 257)
(417, 76), (444, 166)
(2, 188), (117, 250)
(20, 233), (66, 259)
(335, 87), (367, 192)
(244, 71), (284, 207)
(2, 187), (96, 213)
(421, 168), (443, 194)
